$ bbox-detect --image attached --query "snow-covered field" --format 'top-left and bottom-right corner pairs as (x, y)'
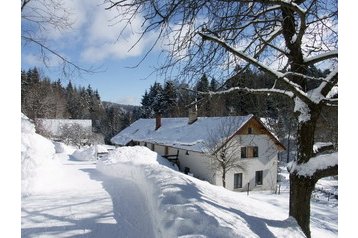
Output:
(21, 115), (337, 237)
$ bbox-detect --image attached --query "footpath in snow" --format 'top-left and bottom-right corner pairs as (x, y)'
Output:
(21, 155), (158, 238)
(21, 114), (156, 237)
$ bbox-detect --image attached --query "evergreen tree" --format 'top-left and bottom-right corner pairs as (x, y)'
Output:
(140, 90), (152, 118)
(196, 74), (209, 92)
(209, 78), (218, 91)
(151, 82), (165, 115)
(163, 80), (177, 117)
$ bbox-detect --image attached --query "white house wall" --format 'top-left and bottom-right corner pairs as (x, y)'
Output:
(139, 134), (278, 192)
(214, 134), (278, 192)
(140, 142), (215, 184)
(177, 150), (215, 183)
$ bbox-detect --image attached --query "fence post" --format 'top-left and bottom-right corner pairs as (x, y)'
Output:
(278, 184), (281, 195)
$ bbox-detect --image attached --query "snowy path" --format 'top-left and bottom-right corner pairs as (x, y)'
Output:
(21, 159), (155, 238)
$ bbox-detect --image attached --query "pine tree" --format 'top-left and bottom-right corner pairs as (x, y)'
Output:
(196, 74), (209, 92)
(209, 78), (218, 91)
(163, 80), (177, 117)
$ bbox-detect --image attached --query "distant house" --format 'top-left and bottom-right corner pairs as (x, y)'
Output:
(35, 118), (92, 141)
(111, 113), (285, 192)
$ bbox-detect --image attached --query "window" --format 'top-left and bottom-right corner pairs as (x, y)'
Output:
(253, 146), (259, 157)
(248, 127), (253, 134)
(165, 146), (169, 155)
(241, 147), (247, 158)
(144, 142), (147, 147)
(241, 146), (259, 158)
(151, 143), (155, 151)
(234, 173), (243, 189)
(255, 170), (263, 186)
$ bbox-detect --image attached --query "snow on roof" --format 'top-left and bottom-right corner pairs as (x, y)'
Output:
(36, 118), (92, 136)
(111, 115), (254, 152)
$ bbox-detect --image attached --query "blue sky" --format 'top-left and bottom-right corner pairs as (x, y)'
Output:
(21, 0), (167, 106)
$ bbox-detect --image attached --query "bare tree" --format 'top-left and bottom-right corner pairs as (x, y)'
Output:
(104, 0), (338, 237)
(21, 0), (96, 77)
(206, 118), (245, 188)
(59, 123), (92, 148)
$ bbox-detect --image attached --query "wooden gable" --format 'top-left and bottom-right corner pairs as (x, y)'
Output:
(236, 117), (286, 151)
(214, 116), (285, 154)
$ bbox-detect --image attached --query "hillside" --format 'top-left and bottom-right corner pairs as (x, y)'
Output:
(102, 101), (140, 114)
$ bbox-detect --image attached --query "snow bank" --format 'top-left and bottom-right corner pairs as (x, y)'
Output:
(54, 141), (76, 154)
(22, 114), (96, 196)
(71, 146), (97, 161)
(97, 146), (305, 238)
(21, 114), (59, 196)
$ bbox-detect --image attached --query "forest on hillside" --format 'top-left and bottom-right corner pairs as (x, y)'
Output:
(21, 66), (337, 156)
(21, 67), (141, 143)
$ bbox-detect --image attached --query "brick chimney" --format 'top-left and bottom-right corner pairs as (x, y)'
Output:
(155, 114), (162, 130)
(188, 106), (198, 124)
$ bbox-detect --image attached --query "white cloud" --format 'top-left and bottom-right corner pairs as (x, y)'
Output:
(22, 0), (159, 64)
(79, 2), (158, 63)
(22, 52), (63, 68)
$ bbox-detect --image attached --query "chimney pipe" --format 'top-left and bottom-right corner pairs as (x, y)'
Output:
(188, 106), (198, 125)
(155, 114), (162, 130)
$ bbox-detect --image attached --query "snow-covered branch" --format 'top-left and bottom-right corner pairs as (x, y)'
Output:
(287, 152), (338, 178)
(252, 0), (307, 15)
(202, 86), (294, 98)
(197, 31), (311, 104)
(304, 50), (338, 65)
(302, 66), (338, 106)
(320, 67), (338, 97)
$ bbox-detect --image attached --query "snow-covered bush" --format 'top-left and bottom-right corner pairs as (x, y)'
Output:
(71, 146), (97, 161)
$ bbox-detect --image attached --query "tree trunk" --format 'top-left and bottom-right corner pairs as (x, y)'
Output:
(289, 174), (316, 238)
(222, 169), (226, 188)
(290, 106), (320, 238)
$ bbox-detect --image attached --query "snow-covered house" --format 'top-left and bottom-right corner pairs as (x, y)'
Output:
(35, 118), (92, 138)
(111, 114), (285, 192)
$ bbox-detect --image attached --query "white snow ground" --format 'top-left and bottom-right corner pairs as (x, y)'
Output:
(22, 148), (337, 238)
(21, 116), (337, 237)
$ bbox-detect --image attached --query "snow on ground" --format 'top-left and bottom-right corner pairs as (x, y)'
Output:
(97, 146), (337, 238)
(22, 116), (337, 238)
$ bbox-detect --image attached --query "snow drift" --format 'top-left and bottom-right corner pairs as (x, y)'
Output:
(97, 146), (305, 238)
(71, 146), (97, 161)
(21, 114), (58, 196)
(21, 114), (97, 196)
